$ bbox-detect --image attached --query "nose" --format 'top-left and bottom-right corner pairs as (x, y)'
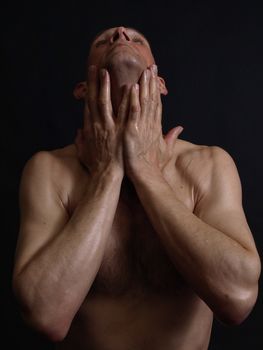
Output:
(110, 27), (131, 43)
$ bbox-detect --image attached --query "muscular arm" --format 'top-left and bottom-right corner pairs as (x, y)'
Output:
(12, 152), (123, 341)
(122, 68), (260, 325)
(129, 147), (261, 325)
(13, 66), (127, 341)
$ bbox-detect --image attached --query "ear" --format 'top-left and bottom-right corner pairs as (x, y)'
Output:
(158, 77), (168, 95)
(73, 82), (87, 100)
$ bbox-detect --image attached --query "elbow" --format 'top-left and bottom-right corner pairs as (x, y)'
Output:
(22, 312), (69, 342)
(30, 314), (69, 342)
(217, 250), (261, 326)
(12, 277), (70, 342)
(215, 284), (259, 326)
(20, 304), (70, 342)
(34, 320), (69, 343)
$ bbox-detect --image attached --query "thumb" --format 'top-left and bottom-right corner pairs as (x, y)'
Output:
(164, 126), (184, 145)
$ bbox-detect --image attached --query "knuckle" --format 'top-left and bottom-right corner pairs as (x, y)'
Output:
(141, 97), (148, 106)
(150, 93), (156, 103)
(118, 105), (125, 116)
(127, 121), (138, 133)
(149, 104), (156, 114)
(105, 121), (114, 131)
(131, 104), (140, 113)
(98, 97), (107, 107)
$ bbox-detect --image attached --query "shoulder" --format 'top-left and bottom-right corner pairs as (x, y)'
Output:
(176, 139), (237, 172)
(175, 140), (240, 194)
(177, 139), (234, 166)
(21, 144), (80, 179)
(20, 144), (82, 200)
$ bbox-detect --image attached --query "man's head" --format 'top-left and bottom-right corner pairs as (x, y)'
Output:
(74, 26), (168, 107)
(87, 27), (155, 72)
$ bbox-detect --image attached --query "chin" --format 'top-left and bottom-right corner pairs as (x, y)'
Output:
(104, 51), (146, 73)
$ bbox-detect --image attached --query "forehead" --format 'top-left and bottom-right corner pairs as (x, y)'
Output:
(92, 27), (150, 45)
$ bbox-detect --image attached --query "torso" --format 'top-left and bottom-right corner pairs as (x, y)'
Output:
(52, 140), (214, 350)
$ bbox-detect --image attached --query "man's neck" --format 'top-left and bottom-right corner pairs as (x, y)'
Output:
(106, 63), (144, 115)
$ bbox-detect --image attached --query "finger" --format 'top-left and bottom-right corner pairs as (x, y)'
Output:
(155, 94), (163, 126)
(164, 126), (184, 145)
(117, 85), (130, 125)
(152, 65), (163, 125)
(139, 69), (150, 117)
(128, 84), (140, 122)
(87, 65), (99, 120)
(149, 65), (159, 120)
(83, 101), (91, 131)
(98, 69), (114, 126)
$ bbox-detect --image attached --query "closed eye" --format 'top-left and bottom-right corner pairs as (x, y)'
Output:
(95, 39), (108, 47)
(133, 37), (144, 44)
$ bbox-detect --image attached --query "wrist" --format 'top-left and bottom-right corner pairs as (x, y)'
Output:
(126, 160), (163, 184)
(82, 165), (123, 200)
(91, 164), (124, 182)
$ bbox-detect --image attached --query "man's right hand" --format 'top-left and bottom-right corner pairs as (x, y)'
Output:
(75, 65), (129, 178)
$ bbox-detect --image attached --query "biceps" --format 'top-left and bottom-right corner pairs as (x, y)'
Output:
(195, 202), (255, 252)
(14, 201), (69, 276)
(193, 147), (257, 251)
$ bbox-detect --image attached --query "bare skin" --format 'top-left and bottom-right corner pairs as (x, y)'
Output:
(12, 27), (261, 350)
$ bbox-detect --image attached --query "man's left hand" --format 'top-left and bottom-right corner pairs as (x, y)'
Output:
(123, 65), (183, 180)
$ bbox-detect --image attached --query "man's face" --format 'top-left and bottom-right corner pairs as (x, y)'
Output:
(87, 27), (155, 71)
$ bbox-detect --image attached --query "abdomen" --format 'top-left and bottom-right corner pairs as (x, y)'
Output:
(57, 290), (213, 350)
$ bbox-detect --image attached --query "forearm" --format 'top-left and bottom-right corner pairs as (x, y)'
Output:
(131, 169), (257, 322)
(15, 167), (123, 336)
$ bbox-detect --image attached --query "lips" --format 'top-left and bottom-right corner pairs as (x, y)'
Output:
(108, 43), (134, 55)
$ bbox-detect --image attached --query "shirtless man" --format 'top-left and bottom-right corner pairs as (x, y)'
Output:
(12, 26), (261, 350)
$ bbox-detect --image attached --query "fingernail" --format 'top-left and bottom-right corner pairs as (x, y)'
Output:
(100, 69), (106, 78)
(152, 64), (158, 75)
(178, 126), (184, 134)
(144, 70), (148, 81)
(146, 69), (151, 79)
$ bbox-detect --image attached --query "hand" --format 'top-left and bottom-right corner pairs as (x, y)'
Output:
(75, 66), (129, 178)
(123, 65), (183, 179)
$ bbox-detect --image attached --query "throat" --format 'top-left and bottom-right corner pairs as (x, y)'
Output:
(106, 64), (143, 115)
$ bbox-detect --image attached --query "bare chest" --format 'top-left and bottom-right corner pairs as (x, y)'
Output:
(68, 172), (194, 296)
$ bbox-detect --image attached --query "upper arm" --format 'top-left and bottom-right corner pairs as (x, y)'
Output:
(194, 147), (258, 254)
(13, 151), (69, 277)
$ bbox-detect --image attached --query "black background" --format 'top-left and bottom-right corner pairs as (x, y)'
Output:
(2, 0), (263, 348)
